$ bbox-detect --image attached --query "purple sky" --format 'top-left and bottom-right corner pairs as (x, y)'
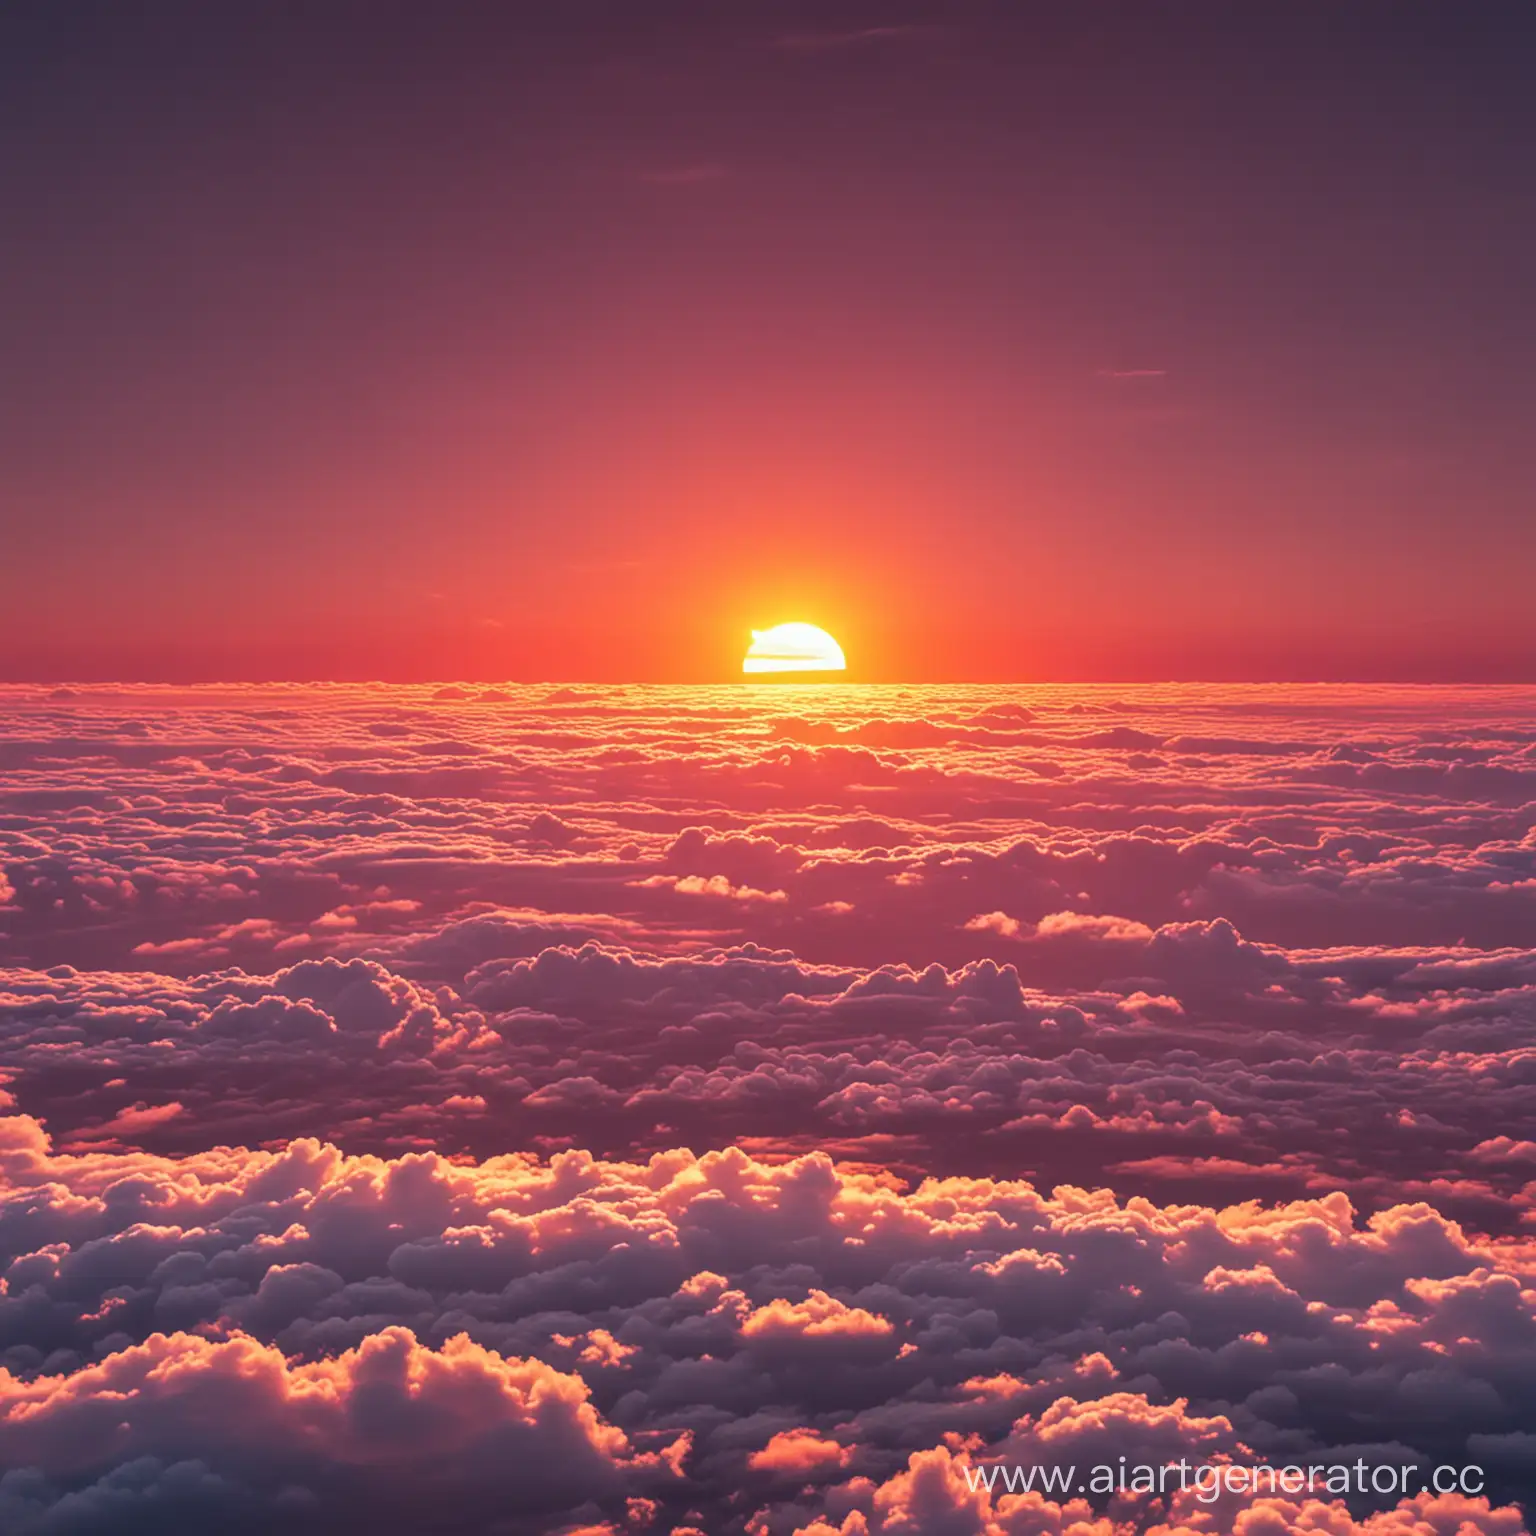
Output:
(3, 3), (1534, 680)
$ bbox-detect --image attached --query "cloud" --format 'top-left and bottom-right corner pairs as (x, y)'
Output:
(0, 1325), (665, 1524)
(750, 1428), (852, 1475)
(3, 682), (1536, 1527)
(773, 25), (937, 53)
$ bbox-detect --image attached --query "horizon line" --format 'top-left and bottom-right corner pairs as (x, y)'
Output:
(7, 674), (1536, 689)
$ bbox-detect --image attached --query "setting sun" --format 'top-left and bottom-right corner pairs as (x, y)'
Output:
(743, 622), (847, 675)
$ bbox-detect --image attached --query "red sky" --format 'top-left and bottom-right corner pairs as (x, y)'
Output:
(3, 3), (1534, 681)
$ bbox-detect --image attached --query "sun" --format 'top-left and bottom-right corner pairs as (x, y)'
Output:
(743, 622), (847, 675)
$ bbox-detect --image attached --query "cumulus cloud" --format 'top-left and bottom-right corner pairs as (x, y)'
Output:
(1, 682), (1535, 1529)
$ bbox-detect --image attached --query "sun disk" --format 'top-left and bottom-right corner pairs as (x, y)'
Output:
(743, 622), (847, 674)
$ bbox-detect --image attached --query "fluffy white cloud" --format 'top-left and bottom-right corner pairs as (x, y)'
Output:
(2, 682), (1535, 1530)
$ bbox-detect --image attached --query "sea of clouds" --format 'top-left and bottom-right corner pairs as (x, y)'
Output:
(1, 682), (1533, 1534)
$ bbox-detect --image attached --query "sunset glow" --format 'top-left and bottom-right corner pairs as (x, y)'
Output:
(742, 622), (847, 674)
(4, 7), (1536, 1534)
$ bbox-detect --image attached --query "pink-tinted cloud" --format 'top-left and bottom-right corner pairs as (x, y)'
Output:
(3, 682), (1536, 1528)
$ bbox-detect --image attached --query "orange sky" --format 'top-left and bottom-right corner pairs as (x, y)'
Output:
(3, 7), (1534, 681)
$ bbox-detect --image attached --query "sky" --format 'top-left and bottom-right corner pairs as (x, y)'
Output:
(3, 2), (1535, 680)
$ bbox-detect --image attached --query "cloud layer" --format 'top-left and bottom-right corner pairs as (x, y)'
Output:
(2, 682), (1534, 1533)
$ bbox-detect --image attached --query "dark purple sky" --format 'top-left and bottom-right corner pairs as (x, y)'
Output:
(3, 2), (1534, 680)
